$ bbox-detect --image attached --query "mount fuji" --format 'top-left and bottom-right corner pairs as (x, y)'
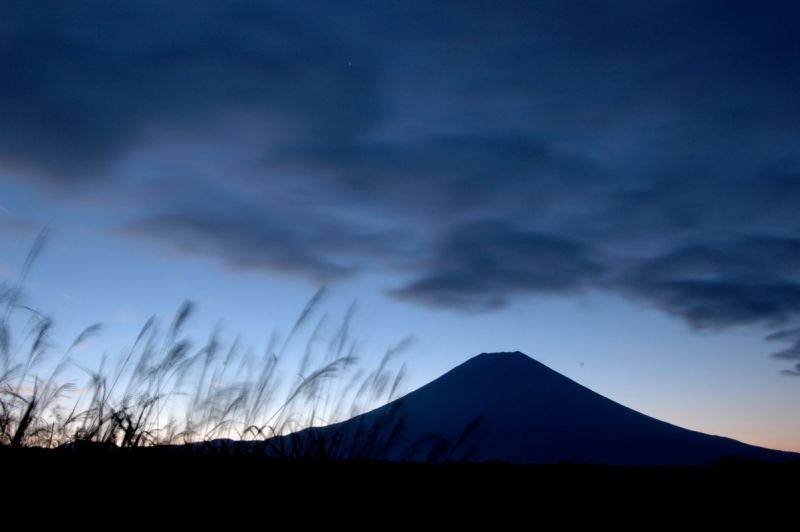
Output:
(286, 351), (797, 466)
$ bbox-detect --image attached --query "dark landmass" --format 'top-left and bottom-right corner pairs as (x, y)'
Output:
(275, 352), (798, 465)
(4, 444), (798, 507)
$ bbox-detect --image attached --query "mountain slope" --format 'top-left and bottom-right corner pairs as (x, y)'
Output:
(292, 351), (796, 466)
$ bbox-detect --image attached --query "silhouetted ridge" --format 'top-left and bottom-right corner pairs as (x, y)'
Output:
(280, 352), (799, 466)
(460, 350), (551, 371)
(446, 350), (567, 383)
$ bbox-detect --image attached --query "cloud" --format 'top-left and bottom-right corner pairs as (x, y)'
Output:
(123, 191), (402, 282)
(269, 134), (600, 218)
(619, 238), (800, 329)
(392, 220), (604, 310)
(770, 326), (800, 375)
(3, 1), (800, 369)
(0, 208), (39, 236)
(0, 1), (376, 181)
(781, 365), (800, 376)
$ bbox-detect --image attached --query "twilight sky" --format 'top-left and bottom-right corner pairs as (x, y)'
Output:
(1, 1), (799, 450)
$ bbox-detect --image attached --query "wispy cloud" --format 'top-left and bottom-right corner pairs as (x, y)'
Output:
(0, 208), (39, 235)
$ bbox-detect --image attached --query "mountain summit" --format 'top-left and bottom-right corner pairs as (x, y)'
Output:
(305, 351), (796, 465)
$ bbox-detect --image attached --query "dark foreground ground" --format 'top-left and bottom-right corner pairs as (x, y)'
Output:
(3, 445), (797, 521)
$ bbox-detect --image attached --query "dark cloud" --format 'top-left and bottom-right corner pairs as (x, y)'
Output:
(123, 192), (400, 282)
(625, 278), (800, 330)
(0, 0), (376, 180)
(768, 327), (800, 376)
(3, 1), (800, 369)
(781, 365), (800, 377)
(393, 220), (604, 310)
(620, 238), (800, 329)
(270, 134), (601, 219)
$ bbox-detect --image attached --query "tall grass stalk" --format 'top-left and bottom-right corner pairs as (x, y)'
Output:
(0, 240), (412, 452)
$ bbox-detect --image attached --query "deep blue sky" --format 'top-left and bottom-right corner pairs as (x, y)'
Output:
(1, 1), (799, 450)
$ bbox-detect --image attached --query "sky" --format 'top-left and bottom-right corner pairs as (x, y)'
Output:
(1, 1), (799, 451)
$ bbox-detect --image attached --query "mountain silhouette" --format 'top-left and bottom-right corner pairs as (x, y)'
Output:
(286, 351), (797, 465)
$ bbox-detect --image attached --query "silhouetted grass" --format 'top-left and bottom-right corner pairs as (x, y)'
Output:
(0, 297), (417, 454)
(0, 235), (417, 458)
